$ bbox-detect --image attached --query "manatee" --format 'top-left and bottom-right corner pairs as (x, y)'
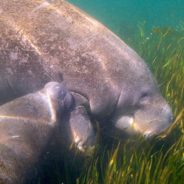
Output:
(0, 0), (172, 139)
(0, 81), (96, 184)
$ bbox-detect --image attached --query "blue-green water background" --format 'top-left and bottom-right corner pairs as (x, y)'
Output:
(69, 0), (184, 40)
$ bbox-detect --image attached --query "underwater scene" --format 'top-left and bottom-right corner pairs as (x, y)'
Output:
(68, 0), (184, 184)
(0, 0), (183, 184)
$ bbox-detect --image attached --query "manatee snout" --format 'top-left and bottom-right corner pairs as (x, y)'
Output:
(133, 100), (173, 137)
(43, 82), (74, 111)
(114, 91), (173, 138)
(44, 82), (96, 155)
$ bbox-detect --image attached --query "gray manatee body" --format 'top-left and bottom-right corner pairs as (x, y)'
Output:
(0, 82), (68, 184)
(0, 81), (96, 184)
(0, 0), (172, 138)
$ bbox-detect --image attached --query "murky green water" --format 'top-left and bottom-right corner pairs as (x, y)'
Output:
(69, 0), (184, 39)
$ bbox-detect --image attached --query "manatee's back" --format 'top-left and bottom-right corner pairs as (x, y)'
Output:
(0, 0), (149, 116)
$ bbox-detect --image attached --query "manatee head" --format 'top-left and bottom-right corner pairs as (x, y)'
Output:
(110, 57), (173, 138)
(43, 82), (96, 155)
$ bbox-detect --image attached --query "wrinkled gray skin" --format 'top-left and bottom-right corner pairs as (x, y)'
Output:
(0, 81), (95, 184)
(0, 82), (95, 184)
(0, 1), (172, 144)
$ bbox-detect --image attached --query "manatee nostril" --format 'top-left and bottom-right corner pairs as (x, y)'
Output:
(59, 89), (66, 99)
(44, 82), (74, 110)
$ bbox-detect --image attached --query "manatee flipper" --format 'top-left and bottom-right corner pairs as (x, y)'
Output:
(69, 93), (96, 155)
(0, 82), (73, 184)
(69, 106), (96, 154)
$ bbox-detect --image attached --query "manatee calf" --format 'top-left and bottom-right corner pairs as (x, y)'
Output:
(0, 82), (96, 184)
(0, 0), (172, 139)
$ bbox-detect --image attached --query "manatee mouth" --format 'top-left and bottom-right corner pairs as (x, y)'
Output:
(141, 122), (171, 138)
(113, 94), (173, 138)
(115, 116), (134, 132)
(114, 115), (172, 138)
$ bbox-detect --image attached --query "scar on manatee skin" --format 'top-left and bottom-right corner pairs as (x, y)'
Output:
(32, 0), (64, 13)
(31, 1), (50, 13)
(11, 135), (20, 139)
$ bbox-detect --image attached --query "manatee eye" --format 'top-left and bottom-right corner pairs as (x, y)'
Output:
(140, 92), (149, 99)
(139, 91), (150, 105)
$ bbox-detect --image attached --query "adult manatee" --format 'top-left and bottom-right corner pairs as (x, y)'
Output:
(0, 0), (172, 139)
